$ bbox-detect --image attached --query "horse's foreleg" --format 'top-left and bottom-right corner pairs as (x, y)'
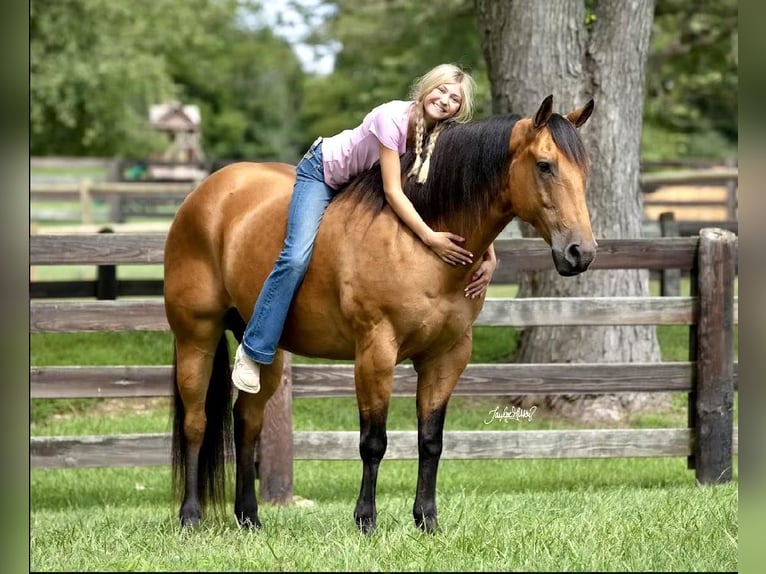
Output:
(412, 331), (472, 533)
(352, 335), (397, 533)
(233, 350), (284, 529)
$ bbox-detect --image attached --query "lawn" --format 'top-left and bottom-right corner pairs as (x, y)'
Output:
(30, 459), (737, 571)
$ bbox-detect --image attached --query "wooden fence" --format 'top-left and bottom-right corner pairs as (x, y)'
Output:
(31, 166), (738, 226)
(641, 167), (738, 225)
(30, 180), (196, 224)
(30, 231), (739, 500)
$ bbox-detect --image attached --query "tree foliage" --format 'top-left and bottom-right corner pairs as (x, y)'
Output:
(30, 0), (737, 162)
(290, 0), (492, 150)
(643, 0), (737, 158)
(31, 0), (183, 155)
(31, 0), (305, 160)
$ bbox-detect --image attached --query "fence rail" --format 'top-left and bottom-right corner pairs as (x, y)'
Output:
(30, 231), (738, 495)
(31, 166), (738, 225)
(31, 362), (739, 399)
(33, 428), (741, 469)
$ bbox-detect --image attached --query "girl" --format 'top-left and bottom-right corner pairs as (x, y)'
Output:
(233, 63), (497, 393)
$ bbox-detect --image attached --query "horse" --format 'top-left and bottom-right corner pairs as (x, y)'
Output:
(164, 94), (596, 533)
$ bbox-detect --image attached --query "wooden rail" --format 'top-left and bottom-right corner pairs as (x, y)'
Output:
(30, 181), (197, 223)
(640, 168), (738, 221)
(30, 232), (739, 496)
(30, 166), (738, 224)
(31, 428), (740, 469)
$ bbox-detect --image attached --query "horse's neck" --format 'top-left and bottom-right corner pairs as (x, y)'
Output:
(454, 207), (513, 259)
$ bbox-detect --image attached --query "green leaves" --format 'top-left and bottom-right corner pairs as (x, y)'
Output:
(31, 0), (304, 160)
(30, 0), (736, 162)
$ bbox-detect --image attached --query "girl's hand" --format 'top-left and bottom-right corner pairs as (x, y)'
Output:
(426, 231), (473, 266)
(464, 252), (498, 298)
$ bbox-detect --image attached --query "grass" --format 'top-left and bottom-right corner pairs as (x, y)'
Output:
(30, 458), (738, 571)
(32, 166), (109, 180)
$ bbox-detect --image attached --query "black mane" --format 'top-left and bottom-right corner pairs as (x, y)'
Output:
(335, 112), (587, 233)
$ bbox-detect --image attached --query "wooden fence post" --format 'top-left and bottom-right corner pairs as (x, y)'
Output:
(692, 227), (736, 484)
(659, 212), (681, 297)
(725, 178), (738, 221)
(96, 227), (117, 300)
(258, 352), (294, 503)
(79, 178), (93, 224)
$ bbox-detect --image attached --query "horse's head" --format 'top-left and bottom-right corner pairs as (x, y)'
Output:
(508, 95), (597, 276)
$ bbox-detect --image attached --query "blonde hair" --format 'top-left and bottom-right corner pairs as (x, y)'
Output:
(408, 64), (476, 183)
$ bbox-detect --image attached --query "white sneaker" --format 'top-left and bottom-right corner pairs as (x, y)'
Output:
(232, 344), (261, 394)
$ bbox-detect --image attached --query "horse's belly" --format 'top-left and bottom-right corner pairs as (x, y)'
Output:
(280, 299), (356, 360)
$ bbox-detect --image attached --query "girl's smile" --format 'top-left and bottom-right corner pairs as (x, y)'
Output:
(423, 83), (463, 126)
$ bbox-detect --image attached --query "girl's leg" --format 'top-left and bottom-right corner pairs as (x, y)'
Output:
(233, 140), (332, 392)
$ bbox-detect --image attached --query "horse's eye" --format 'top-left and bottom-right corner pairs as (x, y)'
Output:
(537, 160), (552, 174)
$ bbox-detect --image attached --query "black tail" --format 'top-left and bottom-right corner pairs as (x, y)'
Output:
(171, 335), (233, 515)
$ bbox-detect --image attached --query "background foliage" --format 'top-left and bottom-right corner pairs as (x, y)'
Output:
(30, 0), (737, 163)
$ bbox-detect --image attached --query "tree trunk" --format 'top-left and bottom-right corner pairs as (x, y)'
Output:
(475, 0), (669, 423)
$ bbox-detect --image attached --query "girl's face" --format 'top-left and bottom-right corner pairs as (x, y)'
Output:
(422, 82), (463, 126)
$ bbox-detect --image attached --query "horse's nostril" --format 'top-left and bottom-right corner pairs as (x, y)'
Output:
(566, 243), (581, 264)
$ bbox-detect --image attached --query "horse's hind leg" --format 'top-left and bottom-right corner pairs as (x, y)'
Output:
(352, 331), (397, 533)
(411, 331), (472, 533)
(232, 350), (284, 529)
(172, 317), (229, 527)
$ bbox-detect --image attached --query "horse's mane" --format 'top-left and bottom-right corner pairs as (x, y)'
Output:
(546, 113), (589, 173)
(335, 112), (587, 234)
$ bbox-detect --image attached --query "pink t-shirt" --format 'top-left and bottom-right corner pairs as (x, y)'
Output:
(320, 100), (413, 190)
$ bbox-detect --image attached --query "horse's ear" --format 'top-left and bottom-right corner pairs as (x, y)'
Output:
(566, 99), (595, 128)
(534, 95), (554, 129)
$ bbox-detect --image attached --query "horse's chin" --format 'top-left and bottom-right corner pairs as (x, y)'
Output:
(555, 267), (583, 277)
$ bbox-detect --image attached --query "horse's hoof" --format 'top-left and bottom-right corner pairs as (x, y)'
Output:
(354, 515), (376, 534)
(236, 513), (262, 530)
(179, 505), (202, 528)
(415, 514), (439, 534)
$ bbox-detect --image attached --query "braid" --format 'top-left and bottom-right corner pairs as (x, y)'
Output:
(408, 106), (426, 179)
(415, 122), (446, 184)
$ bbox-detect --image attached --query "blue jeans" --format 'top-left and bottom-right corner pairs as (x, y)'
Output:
(241, 138), (334, 364)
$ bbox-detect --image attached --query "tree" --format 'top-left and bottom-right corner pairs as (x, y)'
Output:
(294, 0), (491, 149)
(642, 0), (738, 159)
(30, 0), (238, 156)
(475, 0), (666, 422)
(166, 22), (305, 161)
(30, 0), (305, 160)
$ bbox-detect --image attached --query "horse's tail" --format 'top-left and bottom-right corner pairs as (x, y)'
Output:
(171, 334), (233, 515)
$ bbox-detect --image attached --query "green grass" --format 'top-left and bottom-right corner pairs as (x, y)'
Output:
(32, 166), (109, 179)
(30, 459), (737, 571)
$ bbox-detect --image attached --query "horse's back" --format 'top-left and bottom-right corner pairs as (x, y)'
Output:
(164, 162), (296, 320)
(168, 161), (295, 242)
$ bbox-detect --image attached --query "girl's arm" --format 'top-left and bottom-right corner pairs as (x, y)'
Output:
(378, 145), (473, 266)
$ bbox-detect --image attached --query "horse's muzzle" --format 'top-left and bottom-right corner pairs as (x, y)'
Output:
(551, 242), (596, 276)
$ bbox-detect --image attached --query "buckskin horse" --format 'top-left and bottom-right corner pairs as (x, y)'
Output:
(164, 95), (596, 533)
